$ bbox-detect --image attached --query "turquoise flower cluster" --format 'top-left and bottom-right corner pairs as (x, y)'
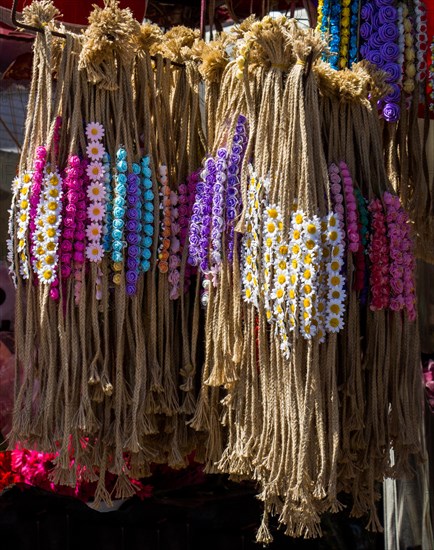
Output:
(140, 155), (154, 273)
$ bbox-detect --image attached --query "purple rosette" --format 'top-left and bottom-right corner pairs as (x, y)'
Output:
(226, 115), (248, 262)
(383, 62), (401, 83)
(368, 32), (383, 50)
(360, 22), (372, 40)
(378, 5), (398, 24)
(384, 83), (401, 103)
(380, 42), (400, 62)
(210, 147), (227, 276)
(378, 23), (398, 43)
(382, 102), (400, 122)
(361, 2), (374, 21)
(366, 50), (384, 67)
(125, 165), (142, 295)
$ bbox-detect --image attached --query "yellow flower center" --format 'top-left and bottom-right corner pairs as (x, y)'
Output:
(290, 274), (296, 285)
(48, 202), (57, 211)
(267, 223), (276, 233)
(246, 272), (252, 282)
(278, 274), (286, 284)
(330, 304), (341, 314)
(47, 228), (56, 238)
(303, 269), (311, 280)
(20, 200), (28, 209)
(92, 167), (99, 175)
(276, 288), (284, 299)
(292, 244), (300, 255)
(50, 176), (59, 186)
(245, 288), (252, 298)
(295, 214), (303, 225)
(91, 128), (98, 135)
(292, 259), (298, 269)
(303, 298), (311, 308)
(43, 269), (52, 280)
(266, 310), (272, 320)
(332, 246), (340, 257)
(20, 213), (27, 222)
(289, 289), (295, 299)
(329, 231), (338, 241)
(329, 216), (336, 227)
(91, 147), (99, 155)
(307, 223), (317, 234)
(47, 242), (55, 251)
(279, 260), (287, 270)
(45, 255), (55, 265)
(23, 174), (31, 184)
(329, 317), (340, 328)
(331, 261), (340, 271)
(332, 290), (340, 299)
(306, 240), (315, 250)
(268, 208), (278, 219)
(318, 302), (325, 312)
(304, 284), (312, 294)
(47, 214), (57, 224)
(331, 276), (340, 286)
(266, 238), (272, 248)
(304, 254), (313, 264)
(92, 227), (99, 235)
(293, 230), (300, 240)
(304, 324), (311, 334)
(49, 189), (59, 197)
(279, 245), (288, 255)
(278, 221), (283, 231)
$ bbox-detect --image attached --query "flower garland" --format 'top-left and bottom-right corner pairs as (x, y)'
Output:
(360, 1), (401, 122)
(226, 115), (248, 263)
(339, 161), (360, 254)
(285, 210), (303, 332)
(241, 168), (262, 309)
(6, 177), (19, 287)
(368, 198), (390, 311)
(60, 156), (80, 280)
(339, 0), (351, 69)
(325, 212), (346, 333)
(384, 192), (417, 320)
(85, 123), (107, 266)
(140, 155), (154, 274)
(209, 147), (228, 284)
(157, 164), (171, 275)
(328, 0), (342, 70)
(32, 166), (63, 286)
(179, 171), (198, 292)
(102, 152), (113, 253)
(73, 159), (89, 301)
(125, 165), (142, 295)
(317, 0), (331, 38)
(29, 146), (47, 271)
(111, 148), (128, 285)
(14, 172), (33, 280)
(168, 189), (181, 299)
(348, 0), (360, 67)
(414, 0), (428, 82)
(328, 163), (345, 228)
(401, 3), (416, 96)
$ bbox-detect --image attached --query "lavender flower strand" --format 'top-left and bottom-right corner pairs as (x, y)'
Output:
(210, 147), (227, 277)
(226, 115), (248, 262)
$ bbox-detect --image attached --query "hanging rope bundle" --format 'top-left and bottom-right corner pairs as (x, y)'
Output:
(7, 2), (430, 542)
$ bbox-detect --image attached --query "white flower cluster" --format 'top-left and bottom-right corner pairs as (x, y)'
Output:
(241, 168), (263, 308)
(32, 168), (63, 284)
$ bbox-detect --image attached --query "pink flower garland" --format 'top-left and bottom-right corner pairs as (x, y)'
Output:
(73, 159), (89, 302)
(339, 161), (360, 253)
(168, 190), (181, 300)
(328, 163), (345, 228)
(384, 191), (417, 320)
(368, 198), (390, 311)
(60, 155), (81, 280)
(29, 146), (47, 270)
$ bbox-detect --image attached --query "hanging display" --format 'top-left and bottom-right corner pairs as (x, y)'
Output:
(5, 0), (434, 543)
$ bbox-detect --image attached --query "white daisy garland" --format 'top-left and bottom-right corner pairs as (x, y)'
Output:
(298, 214), (323, 340)
(241, 167), (263, 308)
(32, 169), (63, 284)
(324, 213), (346, 333)
(14, 172), (33, 281)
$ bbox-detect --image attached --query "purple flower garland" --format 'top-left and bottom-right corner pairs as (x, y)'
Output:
(125, 164), (142, 295)
(226, 115), (248, 263)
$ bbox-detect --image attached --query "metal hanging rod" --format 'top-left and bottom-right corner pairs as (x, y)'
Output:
(10, 0), (185, 68)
